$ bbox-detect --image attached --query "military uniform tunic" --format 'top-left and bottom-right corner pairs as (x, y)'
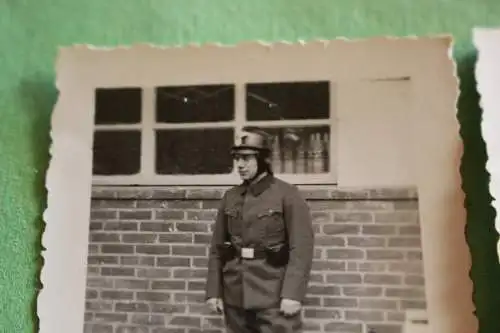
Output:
(205, 173), (315, 330)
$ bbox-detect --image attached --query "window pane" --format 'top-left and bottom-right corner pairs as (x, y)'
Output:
(246, 81), (330, 121)
(92, 130), (141, 175)
(261, 126), (330, 174)
(156, 85), (235, 123)
(156, 128), (234, 175)
(94, 87), (142, 124)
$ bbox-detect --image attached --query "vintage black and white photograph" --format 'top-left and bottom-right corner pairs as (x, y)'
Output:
(40, 39), (476, 333)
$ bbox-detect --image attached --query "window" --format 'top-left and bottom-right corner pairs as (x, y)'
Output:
(245, 82), (331, 177)
(91, 81), (336, 185)
(92, 88), (142, 176)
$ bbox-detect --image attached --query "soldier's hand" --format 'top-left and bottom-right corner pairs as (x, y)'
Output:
(280, 298), (301, 316)
(206, 297), (224, 314)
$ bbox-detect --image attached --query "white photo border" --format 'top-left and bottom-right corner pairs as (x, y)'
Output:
(39, 37), (476, 333)
(473, 27), (500, 264)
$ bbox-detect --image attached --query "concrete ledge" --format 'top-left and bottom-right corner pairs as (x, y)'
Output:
(91, 185), (419, 201)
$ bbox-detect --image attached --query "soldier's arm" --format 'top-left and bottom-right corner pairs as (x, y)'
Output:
(204, 193), (227, 300)
(280, 188), (315, 303)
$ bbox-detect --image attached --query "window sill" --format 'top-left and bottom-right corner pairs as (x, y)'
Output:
(91, 184), (418, 201)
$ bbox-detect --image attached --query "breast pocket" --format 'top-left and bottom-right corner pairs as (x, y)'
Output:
(257, 207), (286, 240)
(225, 208), (242, 236)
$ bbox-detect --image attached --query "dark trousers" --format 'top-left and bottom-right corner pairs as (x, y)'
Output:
(224, 305), (302, 333)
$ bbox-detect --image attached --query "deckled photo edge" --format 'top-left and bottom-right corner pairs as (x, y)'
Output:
(473, 27), (500, 263)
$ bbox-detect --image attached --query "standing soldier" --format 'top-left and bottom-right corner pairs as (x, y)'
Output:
(205, 127), (315, 333)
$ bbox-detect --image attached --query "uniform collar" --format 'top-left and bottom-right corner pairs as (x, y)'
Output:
(237, 172), (274, 197)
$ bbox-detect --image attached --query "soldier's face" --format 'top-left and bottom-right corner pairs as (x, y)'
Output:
(233, 153), (259, 180)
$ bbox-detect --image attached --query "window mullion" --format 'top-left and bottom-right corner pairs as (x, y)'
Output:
(140, 87), (156, 178)
(329, 82), (337, 183)
(235, 83), (245, 133)
(231, 83), (246, 175)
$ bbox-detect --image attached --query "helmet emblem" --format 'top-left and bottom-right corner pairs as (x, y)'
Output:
(236, 131), (252, 146)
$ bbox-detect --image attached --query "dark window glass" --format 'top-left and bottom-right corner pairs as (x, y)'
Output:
(156, 85), (235, 123)
(92, 130), (141, 175)
(155, 128), (234, 175)
(246, 81), (330, 121)
(258, 125), (330, 174)
(94, 87), (142, 124)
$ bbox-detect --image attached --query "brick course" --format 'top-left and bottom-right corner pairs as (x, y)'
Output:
(84, 186), (427, 333)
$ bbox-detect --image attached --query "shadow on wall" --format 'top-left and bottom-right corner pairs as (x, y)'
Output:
(18, 75), (57, 333)
(456, 51), (500, 333)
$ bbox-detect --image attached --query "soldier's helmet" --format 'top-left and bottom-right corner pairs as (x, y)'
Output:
(231, 127), (273, 156)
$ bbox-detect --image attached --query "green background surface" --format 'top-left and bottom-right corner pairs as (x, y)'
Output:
(1, 1), (500, 332)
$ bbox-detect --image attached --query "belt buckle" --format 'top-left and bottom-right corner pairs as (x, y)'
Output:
(241, 247), (255, 259)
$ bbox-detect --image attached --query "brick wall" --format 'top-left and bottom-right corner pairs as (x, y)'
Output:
(83, 186), (427, 333)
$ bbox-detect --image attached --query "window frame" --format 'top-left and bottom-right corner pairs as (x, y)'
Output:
(91, 82), (338, 186)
